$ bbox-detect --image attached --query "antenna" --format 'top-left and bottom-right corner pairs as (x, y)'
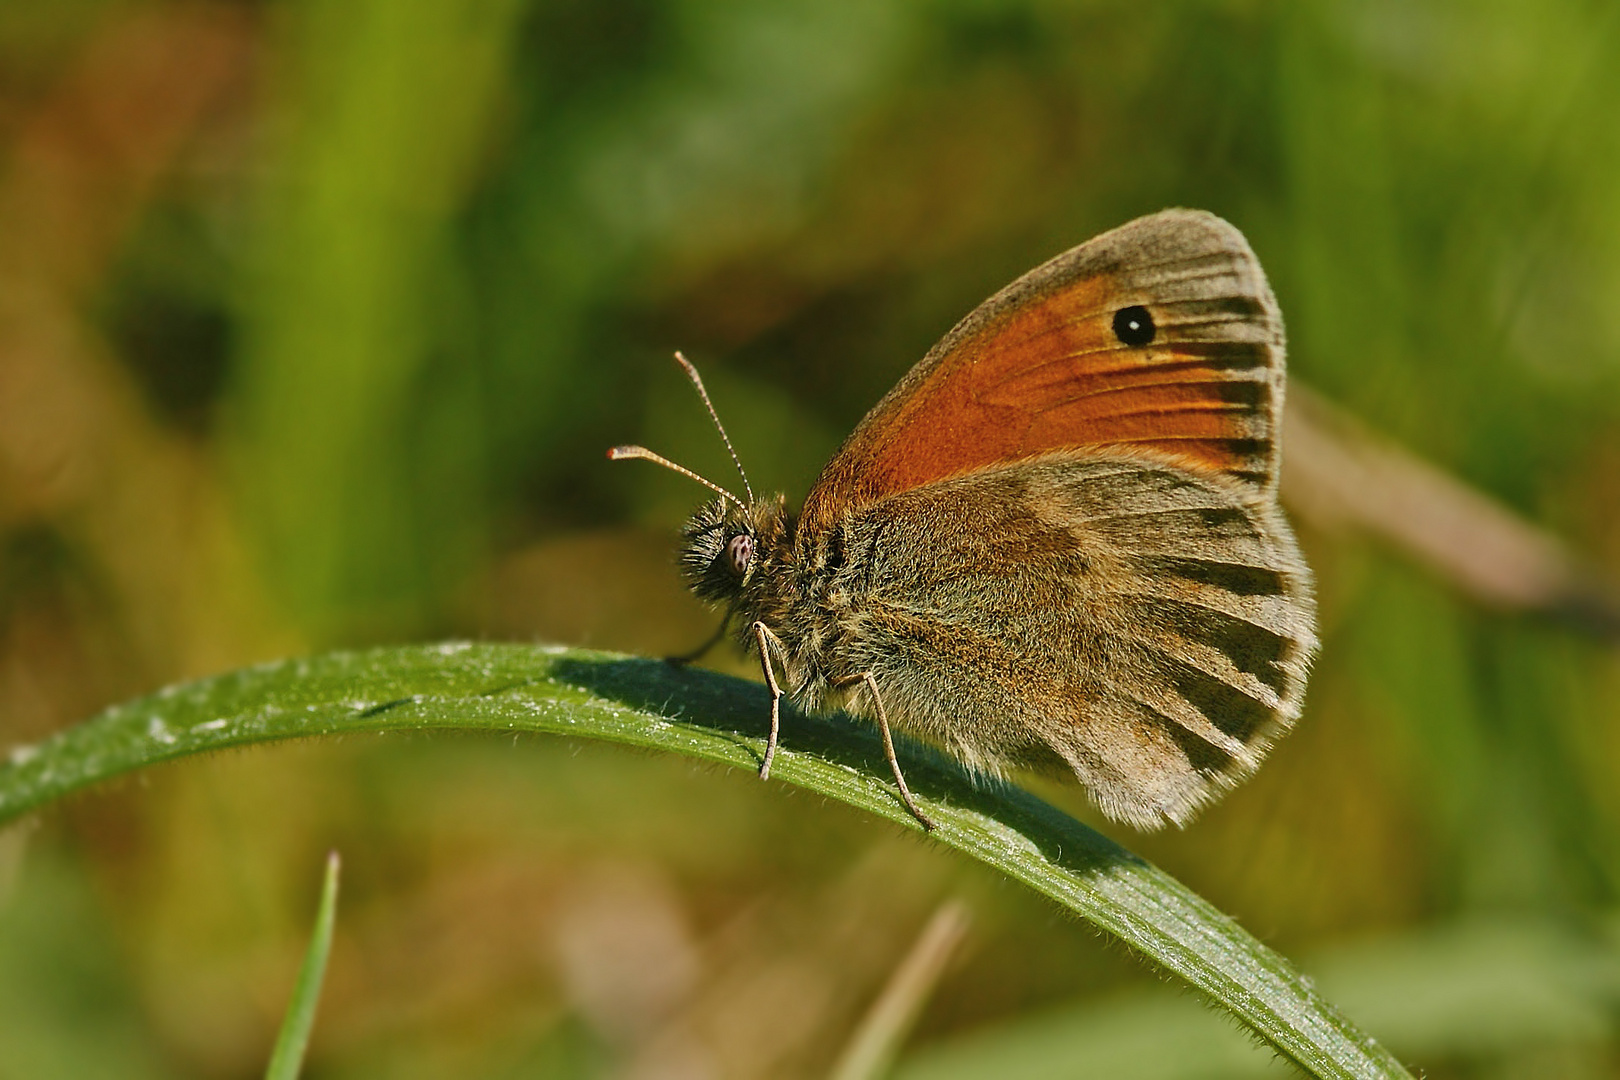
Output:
(607, 445), (745, 510)
(672, 352), (755, 504)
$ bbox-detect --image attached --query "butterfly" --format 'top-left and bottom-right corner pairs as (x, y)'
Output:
(612, 209), (1317, 831)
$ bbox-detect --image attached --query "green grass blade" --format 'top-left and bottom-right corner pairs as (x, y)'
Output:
(265, 851), (341, 1080)
(0, 643), (1410, 1079)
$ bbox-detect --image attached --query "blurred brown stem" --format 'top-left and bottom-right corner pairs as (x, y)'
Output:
(1282, 383), (1620, 639)
(829, 899), (972, 1080)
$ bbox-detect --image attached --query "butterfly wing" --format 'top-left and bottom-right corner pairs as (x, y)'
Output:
(800, 209), (1285, 534)
(788, 209), (1311, 827)
(819, 451), (1316, 829)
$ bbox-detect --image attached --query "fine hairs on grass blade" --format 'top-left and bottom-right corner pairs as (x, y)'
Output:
(265, 852), (341, 1080)
(0, 643), (1411, 1079)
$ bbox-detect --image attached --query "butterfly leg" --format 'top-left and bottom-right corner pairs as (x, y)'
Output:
(664, 615), (730, 667)
(835, 672), (936, 832)
(751, 621), (786, 781)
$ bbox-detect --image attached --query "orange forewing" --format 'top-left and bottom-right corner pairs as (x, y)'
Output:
(800, 210), (1283, 533)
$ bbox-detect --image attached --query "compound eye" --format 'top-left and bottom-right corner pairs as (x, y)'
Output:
(725, 533), (753, 576)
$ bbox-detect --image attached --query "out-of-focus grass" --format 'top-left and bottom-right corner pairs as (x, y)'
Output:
(233, 0), (529, 638)
(0, 844), (174, 1079)
(2, 0), (1619, 1076)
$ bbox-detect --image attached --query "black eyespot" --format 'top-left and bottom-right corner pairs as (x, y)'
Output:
(1112, 305), (1156, 346)
(725, 533), (753, 576)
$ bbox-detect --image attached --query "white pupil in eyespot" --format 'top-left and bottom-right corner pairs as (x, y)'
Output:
(726, 534), (753, 574)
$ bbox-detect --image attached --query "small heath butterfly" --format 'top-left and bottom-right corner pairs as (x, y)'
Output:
(612, 209), (1317, 831)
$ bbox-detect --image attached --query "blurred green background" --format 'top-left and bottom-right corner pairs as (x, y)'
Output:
(3, 0), (1620, 1076)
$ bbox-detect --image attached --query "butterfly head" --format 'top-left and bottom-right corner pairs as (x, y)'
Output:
(679, 494), (789, 606)
(611, 352), (793, 609)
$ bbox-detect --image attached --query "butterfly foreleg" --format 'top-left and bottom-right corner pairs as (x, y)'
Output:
(665, 612), (732, 667)
(752, 621), (787, 780)
(832, 671), (936, 832)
